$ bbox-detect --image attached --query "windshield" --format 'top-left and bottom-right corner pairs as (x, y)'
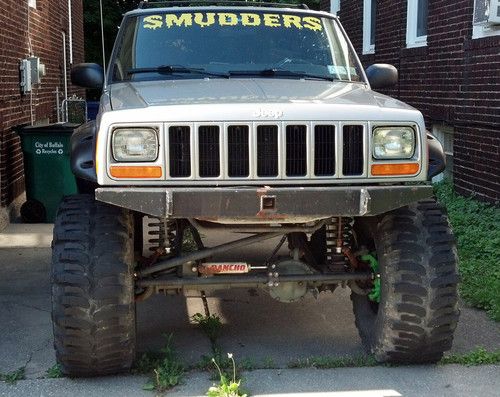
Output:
(110, 10), (363, 83)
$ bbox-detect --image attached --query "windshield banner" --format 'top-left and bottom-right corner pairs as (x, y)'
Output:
(143, 12), (323, 31)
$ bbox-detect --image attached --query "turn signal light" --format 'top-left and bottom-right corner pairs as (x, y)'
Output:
(110, 166), (162, 179)
(371, 163), (420, 176)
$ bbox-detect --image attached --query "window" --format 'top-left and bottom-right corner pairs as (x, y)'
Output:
(406, 0), (428, 48)
(473, 0), (500, 39)
(363, 0), (376, 54)
(330, 0), (340, 15)
(28, 0), (36, 8)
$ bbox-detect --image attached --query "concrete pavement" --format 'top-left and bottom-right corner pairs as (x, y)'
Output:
(0, 365), (499, 397)
(0, 224), (499, 396)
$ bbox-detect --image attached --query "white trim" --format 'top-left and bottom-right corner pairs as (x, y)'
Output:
(28, 0), (36, 8)
(330, 0), (340, 15)
(472, 0), (500, 39)
(362, 0), (375, 54)
(406, 0), (428, 48)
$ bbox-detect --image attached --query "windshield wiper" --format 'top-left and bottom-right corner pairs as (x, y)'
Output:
(127, 65), (229, 78)
(228, 69), (337, 81)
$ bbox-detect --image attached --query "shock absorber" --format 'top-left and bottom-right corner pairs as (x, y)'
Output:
(164, 219), (177, 255)
(325, 217), (354, 272)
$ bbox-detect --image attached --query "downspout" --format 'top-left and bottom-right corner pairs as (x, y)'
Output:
(68, 0), (73, 64)
(62, 32), (68, 121)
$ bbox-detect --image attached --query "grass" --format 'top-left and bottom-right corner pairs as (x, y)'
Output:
(0, 367), (25, 384)
(434, 180), (500, 321)
(138, 334), (185, 392)
(439, 347), (500, 366)
(288, 355), (377, 369)
(45, 364), (63, 379)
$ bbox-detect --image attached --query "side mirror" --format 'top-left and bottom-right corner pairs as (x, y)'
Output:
(365, 64), (398, 90)
(71, 63), (104, 89)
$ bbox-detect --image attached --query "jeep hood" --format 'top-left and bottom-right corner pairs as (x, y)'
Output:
(104, 79), (422, 122)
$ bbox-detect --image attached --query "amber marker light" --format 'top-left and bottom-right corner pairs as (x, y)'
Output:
(371, 163), (420, 176)
(110, 166), (162, 179)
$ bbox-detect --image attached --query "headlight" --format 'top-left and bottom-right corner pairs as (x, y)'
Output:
(373, 127), (415, 159)
(112, 127), (158, 162)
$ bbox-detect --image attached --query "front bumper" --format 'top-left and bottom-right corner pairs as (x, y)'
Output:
(95, 185), (433, 220)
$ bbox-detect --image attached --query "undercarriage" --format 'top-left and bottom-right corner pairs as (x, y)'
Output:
(135, 216), (375, 303)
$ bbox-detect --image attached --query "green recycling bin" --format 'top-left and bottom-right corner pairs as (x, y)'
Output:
(16, 123), (80, 223)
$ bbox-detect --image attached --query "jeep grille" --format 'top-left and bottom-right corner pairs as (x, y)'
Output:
(166, 123), (365, 180)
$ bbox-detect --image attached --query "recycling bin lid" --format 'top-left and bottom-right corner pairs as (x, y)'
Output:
(15, 122), (81, 135)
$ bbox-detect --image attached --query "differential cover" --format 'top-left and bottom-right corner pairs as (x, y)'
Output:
(269, 259), (313, 303)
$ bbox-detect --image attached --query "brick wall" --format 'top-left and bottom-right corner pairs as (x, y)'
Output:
(323, 0), (500, 203)
(0, 0), (84, 217)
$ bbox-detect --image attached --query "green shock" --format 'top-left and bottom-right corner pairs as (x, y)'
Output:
(361, 253), (380, 303)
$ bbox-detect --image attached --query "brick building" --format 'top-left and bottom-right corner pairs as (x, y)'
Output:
(0, 0), (84, 228)
(322, 0), (500, 203)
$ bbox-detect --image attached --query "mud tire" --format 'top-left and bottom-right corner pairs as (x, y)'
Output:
(351, 198), (460, 363)
(51, 195), (136, 376)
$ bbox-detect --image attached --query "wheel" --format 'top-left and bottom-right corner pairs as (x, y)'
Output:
(351, 198), (460, 363)
(51, 194), (136, 376)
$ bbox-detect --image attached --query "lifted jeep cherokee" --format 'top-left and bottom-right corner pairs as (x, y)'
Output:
(54, 0), (459, 376)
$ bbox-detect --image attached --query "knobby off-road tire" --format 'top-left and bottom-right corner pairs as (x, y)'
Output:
(351, 198), (460, 363)
(52, 195), (136, 376)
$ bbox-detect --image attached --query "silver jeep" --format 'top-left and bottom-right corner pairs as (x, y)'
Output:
(53, 1), (459, 376)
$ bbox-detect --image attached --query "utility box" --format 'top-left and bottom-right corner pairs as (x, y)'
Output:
(19, 56), (46, 94)
(16, 123), (79, 223)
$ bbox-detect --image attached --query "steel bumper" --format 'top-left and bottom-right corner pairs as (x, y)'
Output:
(95, 185), (433, 219)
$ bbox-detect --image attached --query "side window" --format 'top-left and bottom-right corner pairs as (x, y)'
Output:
(363, 0), (376, 54)
(406, 0), (428, 48)
(472, 0), (500, 39)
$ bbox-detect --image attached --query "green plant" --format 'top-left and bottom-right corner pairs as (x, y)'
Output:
(434, 180), (500, 321)
(287, 354), (377, 369)
(192, 312), (223, 348)
(133, 351), (163, 374)
(207, 354), (247, 397)
(261, 357), (276, 369)
(439, 347), (500, 366)
(143, 334), (184, 392)
(0, 367), (26, 384)
(46, 364), (63, 379)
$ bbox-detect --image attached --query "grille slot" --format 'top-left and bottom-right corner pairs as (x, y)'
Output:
(198, 126), (220, 177)
(286, 125), (307, 176)
(228, 125), (250, 177)
(257, 125), (279, 177)
(342, 125), (364, 176)
(314, 125), (336, 176)
(169, 126), (191, 177)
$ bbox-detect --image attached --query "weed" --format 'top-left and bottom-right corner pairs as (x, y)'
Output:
(288, 354), (377, 369)
(133, 351), (163, 374)
(45, 364), (63, 379)
(0, 367), (25, 384)
(192, 312), (223, 348)
(434, 180), (500, 321)
(142, 334), (184, 392)
(207, 354), (247, 397)
(439, 347), (500, 366)
(261, 356), (276, 369)
(238, 358), (256, 371)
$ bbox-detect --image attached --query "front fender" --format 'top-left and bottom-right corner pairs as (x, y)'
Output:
(70, 121), (97, 183)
